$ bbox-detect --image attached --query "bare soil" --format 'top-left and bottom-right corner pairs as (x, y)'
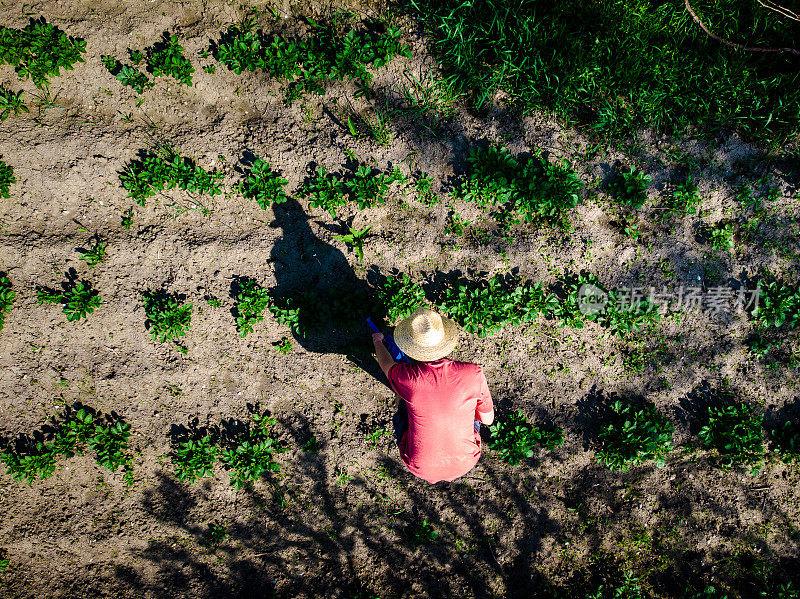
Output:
(1, 1), (799, 598)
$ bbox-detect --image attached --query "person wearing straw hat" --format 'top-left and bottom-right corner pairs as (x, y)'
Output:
(372, 307), (494, 484)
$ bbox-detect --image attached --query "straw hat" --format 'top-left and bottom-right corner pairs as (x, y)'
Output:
(393, 307), (459, 361)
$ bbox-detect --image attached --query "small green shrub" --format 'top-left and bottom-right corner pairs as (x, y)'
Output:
(0, 274), (15, 332)
(173, 436), (218, 482)
(234, 279), (271, 337)
(665, 176), (702, 216)
(595, 399), (674, 470)
(376, 274), (427, 323)
(78, 237), (107, 268)
(1, 442), (57, 484)
(699, 402), (764, 468)
(707, 222), (735, 250)
(752, 279), (800, 329)
(146, 34), (194, 86)
(101, 55), (152, 94)
(37, 277), (102, 321)
(143, 291), (192, 348)
(88, 421), (131, 472)
(607, 166), (650, 208)
(0, 17), (86, 88)
(298, 162), (405, 216)
(221, 414), (283, 488)
(240, 158), (289, 209)
(769, 420), (800, 463)
(120, 147), (224, 206)
(0, 159), (15, 198)
(333, 225), (371, 262)
(0, 87), (28, 120)
(488, 410), (564, 465)
(298, 166), (348, 216)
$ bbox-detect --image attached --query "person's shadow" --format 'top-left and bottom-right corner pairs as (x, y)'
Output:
(266, 197), (384, 380)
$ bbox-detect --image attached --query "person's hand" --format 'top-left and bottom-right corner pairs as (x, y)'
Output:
(372, 332), (385, 343)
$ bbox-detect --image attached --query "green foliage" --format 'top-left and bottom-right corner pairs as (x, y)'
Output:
(298, 163), (404, 216)
(240, 158), (289, 209)
(440, 274), (557, 337)
(333, 225), (371, 262)
(274, 337), (292, 354)
(707, 222), (735, 250)
(488, 410), (564, 465)
(0, 87), (28, 120)
(0, 17), (86, 88)
(121, 207), (134, 229)
(120, 147), (224, 206)
(461, 145), (583, 227)
(415, 172), (438, 204)
(268, 295), (303, 336)
(1, 442), (57, 484)
(406, 517), (439, 545)
(585, 571), (643, 599)
(699, 402), (764, 468)
(212, 19), (410, 101)
(88, 421), (131, 472)
(665, 176), (702, 216)
(37, 276), (102, 321)
(101, 55), (152, 94)
(143, 291), (192, 346)
(146, 34), (194, 86)
(607, 167), (650, 208)
(602, 294), (662, 338)
(0, 159), (15, 198)
(234, 279), (271, 337)
(221, 414), (282, 488)
(78, 237), (107, 268)
(173, 436), (218, 482)
(752, 278), (800, 329)
(769, 420), (800, 463)
(595, 399), (674, 470)
(0, 274), (15, 332)
(377, 274), (427, 323)
(299, 166), (348, 216)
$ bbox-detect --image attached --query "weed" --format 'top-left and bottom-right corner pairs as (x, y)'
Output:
(205, 295), (222, 308)
(607, 166), (650, 208)
(376, 274), (427, 323)
(366, 427), (391, 446)
(267, 296), (303, 336)
(78, 237), (108, 268)
(0, 274), (15, 332)
(746, 334), (775, 359)
(146, 34), (194, 86)
(120, 146), (224, 206)
(37, 275), (102, 321)
(586, 571), (643, 599)
(101, 55), (152, 94)
(445, 211), (470, 235)
(595, 399), (674, 470)
(415, 172), (438, 204)
(706, 222), (735, 250)
(240, 158), (289, 209)
(333, 225), (371, 262)
(0, 159), (15, 198)
(273, 337), (292, 354)
(406, 517), (439, 545)
(699, 402), (764, 468)
(488, 410), (564, 465)
(751, 278), (800, 329)
(121, 207), (134, 229)
(398, 68), (459, 126)
(302, 435), (320, 452)
(602, 294), (662, 338)
(234, 279), (271, 337)
(0, 87), (28, 120)
(203, 64), (215, 74)
(0, 17), (86, 88)
(665, 176), (702, 217)
(173, 436), (218, 483)
(202, 520), (228, 547)
(769, 420), (800, 463)
(143, 291), (192, 348)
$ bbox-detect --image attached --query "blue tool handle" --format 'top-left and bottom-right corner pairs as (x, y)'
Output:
(366, 317), (380, 334)
(366, 318), (410, 363)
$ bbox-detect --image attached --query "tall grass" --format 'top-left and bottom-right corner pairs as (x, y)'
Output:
(403, 0), (800, 141)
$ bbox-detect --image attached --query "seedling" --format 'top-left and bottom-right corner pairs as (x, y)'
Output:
(128, 49), (144, 64)
(146, 34), (194, 86)
(302, 435), (320, 452)
(0, 17), (86, 88)
(173, 436), (218, 482)
(707, 222), (735, 251)
(607, 166), (650, 208)
(239, 158), (289, 209)
(415, 172), (438, 205)
(333, 225), (372, 262)
(769, 420), (800, 463)
(37, 274), (102, 321)
(143, 290), (192, 348)
(220, 413), (283, 488)
(344, 165), (404, 209)
(205, 295), (222, 308)
(101, 55), (152, 94)
(751, 278), (800, 329)
(267, 296), (303, 336)
(234, 278), (271, 337)
(0, 274), (15, 332)
(299, 166), (348, 217)
(0, 159), (15, 198)
(444, 211), (470, 235)
(488, 410), (564, 465)
(273, 337), (292, 354)
(698, 402), (764, 468)
(665, 176), (701, 216)
(405, 517), (439, 545)
(88, 421), (132, 472)
(365, 427), (391, 446)
(377, 274), (427, 323)
(78, 237), (107, 268)
(121, 207), (134, 229)
(202, 520), (228, 547)
(0, 87), (28, 120)
(595, 399), (674, 470)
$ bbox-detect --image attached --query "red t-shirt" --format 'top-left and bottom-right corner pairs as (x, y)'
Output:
(387, 358), (493, 484)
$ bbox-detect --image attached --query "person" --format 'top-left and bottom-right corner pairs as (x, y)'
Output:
(371, 307), (494, 484)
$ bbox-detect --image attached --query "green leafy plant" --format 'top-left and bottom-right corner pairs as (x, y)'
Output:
(173, 436), (219, 482)
(333, 225), (372, 262)
(0, 274), (15, 332)
(0, 159), (15, 198)
(0, 87), (28, 120)
(299, 166), (348, 216)
(769, 420), (800, 463)
(234, 279), (271, 337)
(665, 176), (702, 216)
(607, 166), (650, 208)
(415, 172), (438, 204)
(751, 279), (800, 329)
(344, 164), (405, 209)
(595, 399), (674, 470)
(377, 274), (427, 323)
(268, 295), (303, 336)
(121, 207), (134, 229)
(444, 211), (470, 235)
(0, 441), (58, 484)
(101, 55), (152, 94)
(273, 337), (292, 354)
(240, 158), (289, 209)
(37, 275), (102, 321)
(120, 146), (224, 206)
(78, 237), (107, 268)
(488, 410), (564, 465)
(405, 517), (439, 545)
(602, 294), (661, 338)
(88, 421), (131, 472)
(698, 402), (764, 468)
(220, 413), (283, 488)
(0, 17), (86, 88)
(707, 222), (735, 250)
(146, 34), (194, 86)
(202, 520), (228, 547)
(143, 291), (192, 348)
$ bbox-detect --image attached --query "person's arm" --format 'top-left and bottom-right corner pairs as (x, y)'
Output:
(372, 332), (398, 378)
(474, 366), (494, 425)
(476, 407), (494, 426)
